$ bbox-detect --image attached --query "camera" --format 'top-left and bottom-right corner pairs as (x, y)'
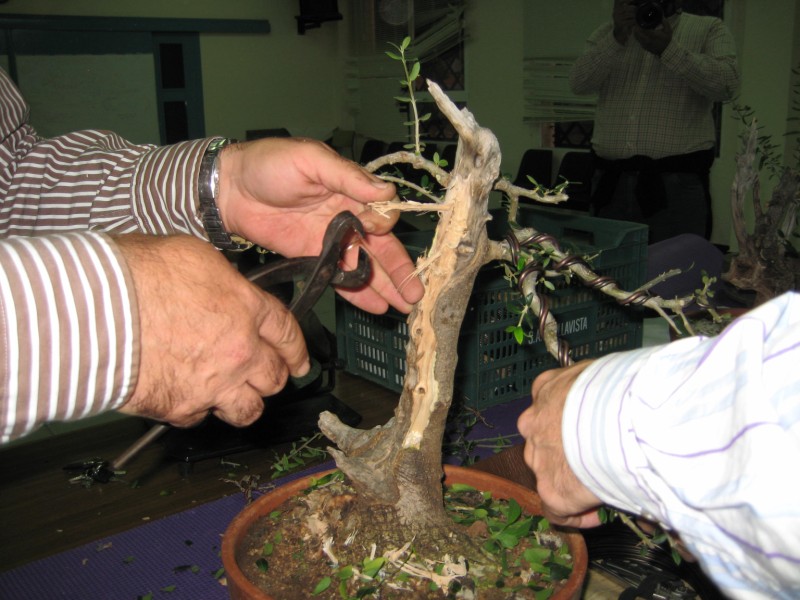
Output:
(633, 0), (677, 29)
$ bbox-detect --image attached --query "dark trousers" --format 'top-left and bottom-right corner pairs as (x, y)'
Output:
(590, 149), (714, 243)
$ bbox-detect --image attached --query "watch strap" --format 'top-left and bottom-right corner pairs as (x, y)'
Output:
(199, 138), (252, 251)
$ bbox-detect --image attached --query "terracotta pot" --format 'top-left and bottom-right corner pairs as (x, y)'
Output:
(222, 465), (588, 600)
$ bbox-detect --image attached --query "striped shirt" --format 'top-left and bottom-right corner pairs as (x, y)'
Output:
(564, 292), (800, 599)
(0, 68), (215, 443)
(569, 12), (740, 160)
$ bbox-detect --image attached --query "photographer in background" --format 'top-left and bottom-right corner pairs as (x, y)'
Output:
(570, 0), (740, 243)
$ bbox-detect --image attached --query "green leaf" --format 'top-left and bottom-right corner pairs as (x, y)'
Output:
(546, 561), (573, 581)
(261, 542), (274, 556)
(537, 517), (551, 533)
(393, 96), (412, 103)
(419, 112), (432, 122)
(506, 498), (522, 524)
(313, 576), (332, 595)
(362, 556), (386, 579)
(256, 558), (269, 573)
(338, 564), (354, 580)
(409, 61), (421, 81)
(401, 36), (411, 50)
(385, 51), (402, 60)
(449, 482), (477, 493)
(524, 546), (553, 565)
(496, 531), (520, 548)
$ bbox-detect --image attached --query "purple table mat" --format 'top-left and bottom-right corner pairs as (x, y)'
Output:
(0, 397), (527, 600)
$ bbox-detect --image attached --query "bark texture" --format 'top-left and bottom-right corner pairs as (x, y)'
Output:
(724, 121), (800, 306)
(319, 80), (501, 533)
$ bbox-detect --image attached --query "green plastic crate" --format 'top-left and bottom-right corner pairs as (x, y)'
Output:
(336, 206), (648, 409)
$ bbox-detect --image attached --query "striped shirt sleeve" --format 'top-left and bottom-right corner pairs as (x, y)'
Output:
(563, 292), (800, 599)
(0, 232), (138, 443)
(0, 67), (218, 442)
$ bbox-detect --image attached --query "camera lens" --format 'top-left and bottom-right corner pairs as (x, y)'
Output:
(636, 2), (664, 29)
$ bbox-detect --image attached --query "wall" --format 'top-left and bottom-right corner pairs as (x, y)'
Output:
(0, 0), (353, 142)
(720, 0), (799, 248)
(463, 0), (526, 184)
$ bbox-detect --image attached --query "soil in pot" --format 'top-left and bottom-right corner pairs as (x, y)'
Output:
(222, 466), (587, 600)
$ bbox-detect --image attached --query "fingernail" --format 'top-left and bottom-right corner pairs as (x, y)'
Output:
(370, 178), (390, 188)
(363, 220), (376, 233)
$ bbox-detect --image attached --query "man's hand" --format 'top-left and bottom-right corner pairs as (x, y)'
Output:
(517, 360), (603, 528)
(215, 137), (424, 315)
(612, 0), (637, 45)
(115, 234), (309, 429)
(633, 17), (673, 55)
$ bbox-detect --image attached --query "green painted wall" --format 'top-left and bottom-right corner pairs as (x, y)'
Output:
(0, 1), (352, 142)
(720, 0), (800, 249)
(3, 1), (796, 245)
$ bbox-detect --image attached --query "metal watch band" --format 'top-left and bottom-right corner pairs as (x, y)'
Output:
(198, 137), (251, 251)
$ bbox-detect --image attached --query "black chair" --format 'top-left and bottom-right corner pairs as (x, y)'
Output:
(358, 138), (387, 164)
(513, 148), (553, 190)
(555, 151), (593, 212)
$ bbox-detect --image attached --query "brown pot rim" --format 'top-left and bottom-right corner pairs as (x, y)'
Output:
(221, 464), (588, 600)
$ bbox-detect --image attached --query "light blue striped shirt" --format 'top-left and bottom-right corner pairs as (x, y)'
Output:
(564, 292), (800, 599)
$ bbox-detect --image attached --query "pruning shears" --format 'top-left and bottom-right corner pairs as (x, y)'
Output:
(63, 211), (370, 485)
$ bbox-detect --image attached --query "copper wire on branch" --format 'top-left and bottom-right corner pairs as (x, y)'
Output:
(504, 228), (653, 367)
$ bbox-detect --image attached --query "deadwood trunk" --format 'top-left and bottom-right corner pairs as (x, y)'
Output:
(319, 81), (502, 534)
(724, 121), (800, 305)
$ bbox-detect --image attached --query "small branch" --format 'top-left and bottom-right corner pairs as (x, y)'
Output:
(365, 151), (450, 188)
(494, 178), (570, 210)
(378, 174), (443, 203)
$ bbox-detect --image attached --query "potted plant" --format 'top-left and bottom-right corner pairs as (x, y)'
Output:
(220, 39), (724, 598)
(670, 67), (800, 340)
(222, 466), (588, 599)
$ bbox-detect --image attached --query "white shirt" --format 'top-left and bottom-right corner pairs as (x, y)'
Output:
(564, 292), (800, 599)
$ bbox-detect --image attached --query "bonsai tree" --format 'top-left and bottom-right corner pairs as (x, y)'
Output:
(724, 88), (800, 305)
(309, 39), (703, 583)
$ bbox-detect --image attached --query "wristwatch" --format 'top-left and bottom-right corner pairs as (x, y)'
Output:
(198, 137), (252, 251)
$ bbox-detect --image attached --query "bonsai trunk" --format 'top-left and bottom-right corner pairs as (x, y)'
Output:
(319, 81), (501, 536)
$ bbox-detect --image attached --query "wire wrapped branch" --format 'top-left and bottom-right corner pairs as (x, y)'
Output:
(495, 226), (696, 362)
(516, 259), (572, 368)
